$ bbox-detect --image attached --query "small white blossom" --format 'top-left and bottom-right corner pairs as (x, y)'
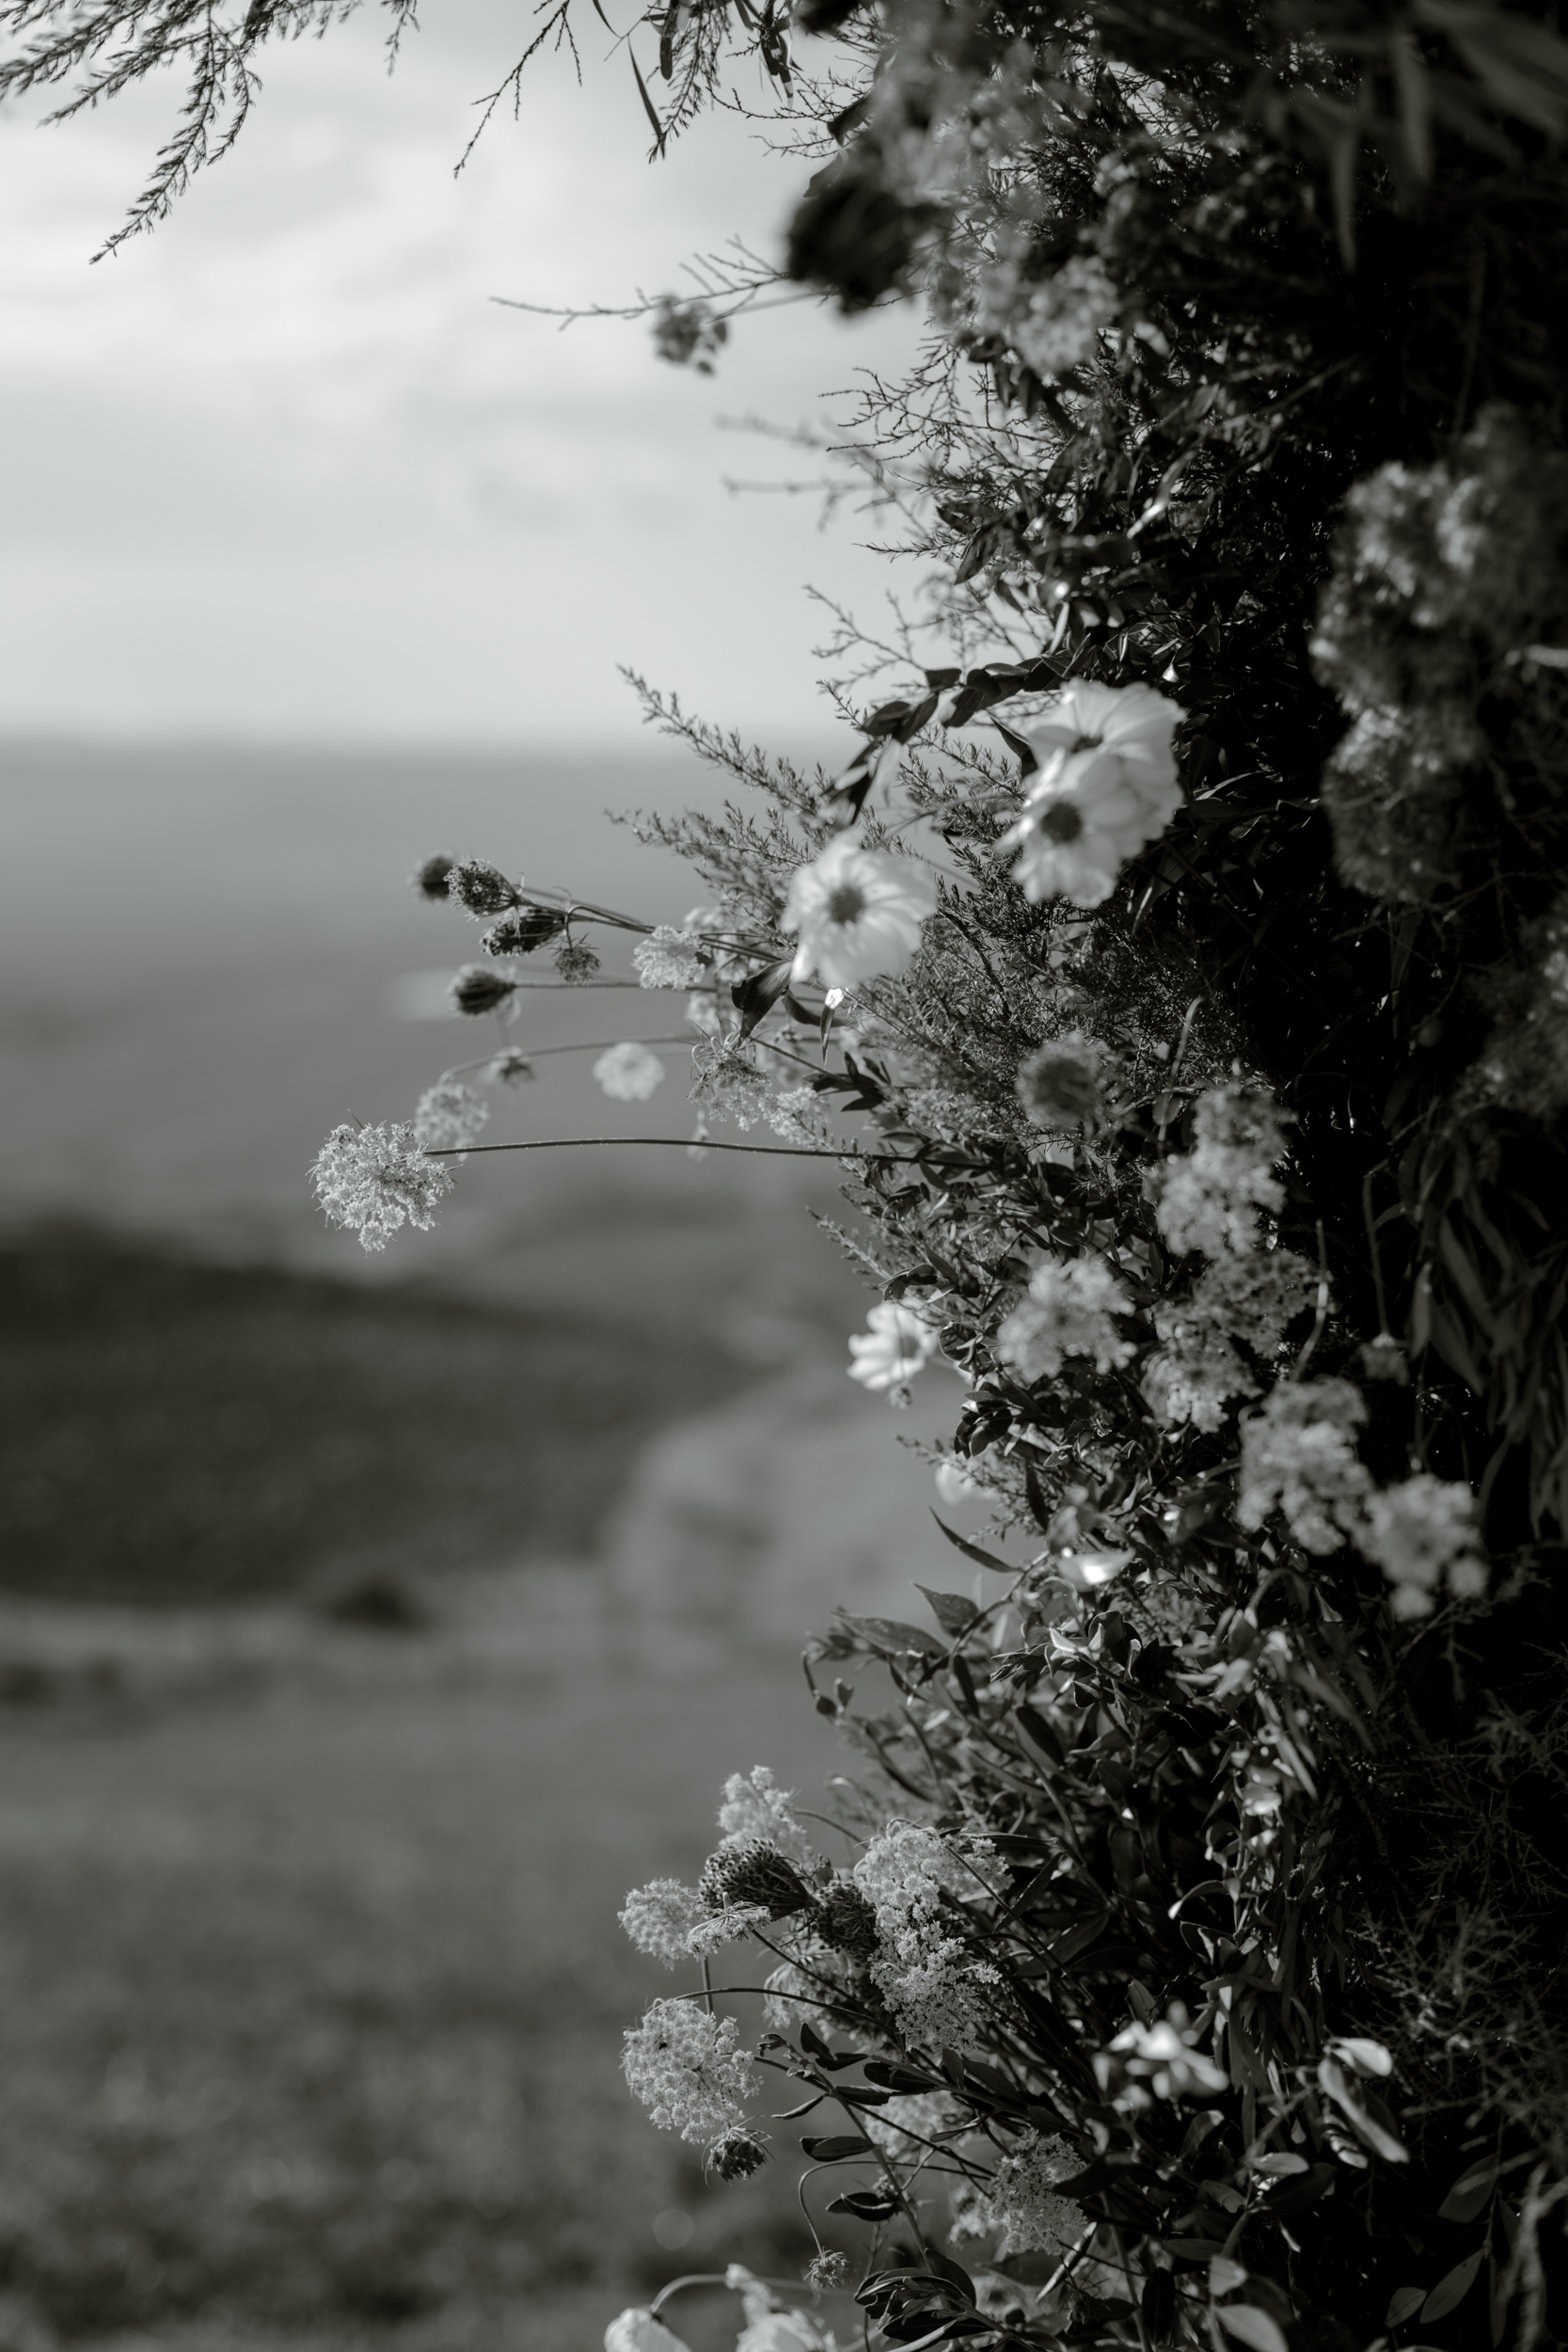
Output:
(783, 834), (938, 991)
(1238, 1378), (1371, 1554)
(1158, 1088), (1289, 1257)
(309, 1121), (455, 1254)
(604, 2311), (693, 2352)
(1362, 1473), (1487, 1618)
(996, 1256), (1134, 1382)
(594, 1041), (667, 1102)
(634, 926), (708, 989)
(622, 1998), (760, 2145)
(717, 1767), (815, 1868)
(1002, 681), (1183, 906)
(412, 1080), (489, 1156)
(863, 2090), (962, 2160)
(619, 1879), (706, 1968)
(976, 254), (1118, 380)
(848, 1301), (941, 1393)
(1106, 2015), (1228, 2099)
(1145, 1252), (1316, 1431)
(483, 1051), (533, 1087)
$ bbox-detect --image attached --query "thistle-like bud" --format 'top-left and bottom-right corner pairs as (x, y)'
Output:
(706, 2127), (768, 2182)
(816, 1879), (879, 1958)
(699, 1838), (814, 1920)
(555, 937), (602, 984)
(449, 964), (518, 1018)
(449, 859), (522, 919)
(411, 853), (454, 901)
(482, 907), (568, 958)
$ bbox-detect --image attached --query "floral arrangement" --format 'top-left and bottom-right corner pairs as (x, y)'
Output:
(25, 0), (1568, 2338)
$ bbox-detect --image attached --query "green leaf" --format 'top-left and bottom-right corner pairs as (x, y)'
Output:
(800, 2133), (876, 2161)
(930, 1511), (1017, 1573)
(1420, 2249), (1484, 2323)
(1386, 2287), (1425, 2327)
(1437, 2157), (1498, 2223)
(915, 1585), (980, 1637)
(832, 1612), (946, 1660)
(1215, 2307), (1290, 2352)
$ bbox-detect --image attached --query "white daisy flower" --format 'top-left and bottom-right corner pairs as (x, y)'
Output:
(847, 1301), (940, 1392)
(782, 834), (938, 990)
(1002, 680), (1184, 906)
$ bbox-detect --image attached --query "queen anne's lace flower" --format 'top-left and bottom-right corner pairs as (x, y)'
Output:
(853, 1822), (1000, 2051)
(1238, 1379), (1371, 1553)
(1003, 682), (1183, 906)
(976, 254), (1118, 380)
(448, 857), (521, 918)
(996, 1256), (1134, 1382)
(622, 1998), (760, 2146)
(718, 1767), (816, 1868)
(619, 1879), (706, 1967)
(1146, 1251), (1316, 1430)
(634, 926), (708, 989)
(310, 1121), (455, 1253)
(412, 1080), (489, 1155)
(1362, 1473), (1488, 1618)
(783, 835), (939, 990)
(955, 2131), (1083, 2258)
(1158, 1088), (1289, 1257)
(848, 1301), (941, 1392)
(594, 1041), (666, 1102)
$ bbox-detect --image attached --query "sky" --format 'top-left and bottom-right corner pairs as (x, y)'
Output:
(0, 0), (929, 750)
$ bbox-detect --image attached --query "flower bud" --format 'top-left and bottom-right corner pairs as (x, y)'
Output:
(1016, 1036), (1104, 1128)
(411, 853), (454, 901)
(706, 2127), (769, 2182)
(449, 964), (518, 1018)
(816, 1879), (879, 1958)
(481, 907), (568, 957)
(555, 938), (602, 984)
(699, 1837), (814, 1919)
(449, 858), (522, 918)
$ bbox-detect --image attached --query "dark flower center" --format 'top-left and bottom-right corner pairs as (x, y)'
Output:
(826, 882), (868, 924)
(1069, 732), (1102, 755)
(1038, 802), (1085, 844)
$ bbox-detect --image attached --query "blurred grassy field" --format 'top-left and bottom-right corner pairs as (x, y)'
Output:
(0, 1583), (856, 2352)
(0, 1226), (878, 2352)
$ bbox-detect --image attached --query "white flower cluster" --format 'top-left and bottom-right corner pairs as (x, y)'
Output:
(412, 1079), (489, 1155)
(718, 1767), (816, 1869)
(862, 2089), (961, 2160)
(634, 926), (708, 989)
(594, 1041), (667, 1102)
(996, 1255), (1134, 1382)
(848, 1301), (942, 1395)
(1157, 1087), (1289, 1258)
(1146, 1251), (1316, 1432)
(953, 2130), (1083, 2259)
(975, 253), (1119, 381)
(622, 1997), (760, 2146)
(618, 1878), (708, 1968)
(1238, 1378), (1370, 1554)
(1361, 1472), (1489, 1618)
(783, 834), (938, 991)
(309, 1120), (455, 1254)
(853, 1822), (1000, 2052)
(1003, 681), (1184, 907)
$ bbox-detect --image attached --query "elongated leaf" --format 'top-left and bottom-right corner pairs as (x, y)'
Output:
(1420, 2249), (1484, 2322)
(930, 1510), (1018, 1572)
(801, 2133), (876, 2161)
(916, 1584), (980, 1637)
(1438, 2157), (1498, 2223)
(1386, 2286), (1425, 2326)
(1216, 2308), (1289, 2352)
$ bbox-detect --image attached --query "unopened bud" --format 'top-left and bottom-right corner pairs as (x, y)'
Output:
(1016, 1035), (1104, 1128)
(484, 1051), (534, 1086)
(449, 964), (518, 1018)
(816, 1879), (879, 1958)
(706, 2127), (768, 2183)
(481, 907), (568, 957)
(555, 938), (602, 984)
(449, 858), (522, 919)
(411, 854), (454, 901)
(699, 1838), (814, 1920)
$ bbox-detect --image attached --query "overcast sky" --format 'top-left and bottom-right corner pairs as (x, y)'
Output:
(0, 0), (929, 750)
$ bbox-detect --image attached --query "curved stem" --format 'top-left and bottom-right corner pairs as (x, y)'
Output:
(423, 1135), (899, 1163)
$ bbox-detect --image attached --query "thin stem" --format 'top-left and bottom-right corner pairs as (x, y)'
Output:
(423, 1135), (900, 1163)
(439, 1037), (694, 1080)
